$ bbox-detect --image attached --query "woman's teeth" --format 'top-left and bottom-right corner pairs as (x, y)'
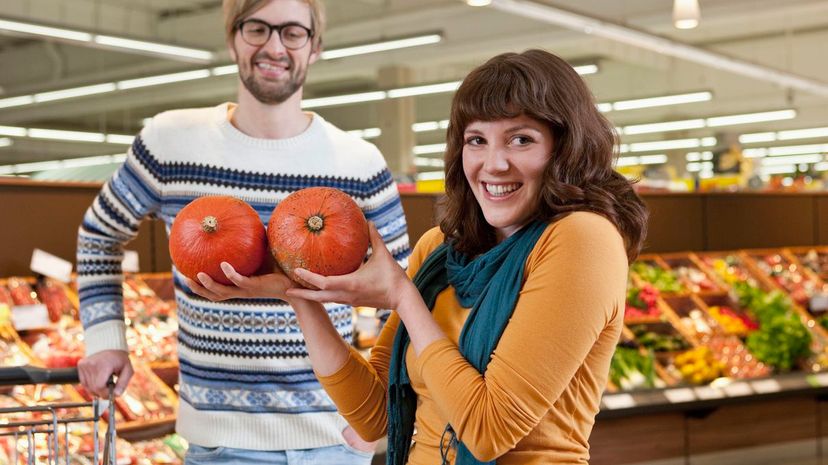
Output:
(485, 183), (520, 196)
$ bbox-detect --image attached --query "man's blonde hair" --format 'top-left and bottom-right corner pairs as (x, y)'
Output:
(223, 0), (325, 49)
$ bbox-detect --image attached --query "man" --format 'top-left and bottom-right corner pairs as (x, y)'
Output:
(76, 0), (411, 463)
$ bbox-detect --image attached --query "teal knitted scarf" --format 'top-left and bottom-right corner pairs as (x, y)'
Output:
(386, 220), (548, 465)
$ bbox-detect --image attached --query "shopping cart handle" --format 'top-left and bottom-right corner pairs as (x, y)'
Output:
(0, 366), (79, 386)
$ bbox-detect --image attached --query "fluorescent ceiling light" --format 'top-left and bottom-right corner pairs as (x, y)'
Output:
(346, 128), (381, 139)
(487, 0), (828, 97)
(0, 137), (12, 148)
(302, 91), (387, 109)
(0, 18), (212, 62)
(466, 0), (493, 6)
(768, 144), (828, 157)
(415, 157), (445, 167)
(612, 91), (711, 111)
(94, 35), (214, 61)
(0, 95), (34, 109)
(414, 143), (447, 155)
(816, 162), (828, 171)
(596, 103), (613, 113)
(416, 171), (446, 181)
(387, 81), (461, 99)
(0, 18), (91, 42)
(211, 65), (239, 76)
(0, 153), (126, 175)
(573, 64), (599, 75)
(105, 134), (135, 145)
(760, 165), (796, 175)
(1, 125), (132, 144)
(623, 119), (705, 135)
(706, 109), (796, 127)
(673, 0), (700, 30)
(761, 154), (824, 166)
(739, 132), (776, 144)
(321, 34), (442, 60)
(627, 138), (713, 152)
(34, 83), (117, 103)
(117, 70), (212, 90)
(0, 126), (27, 137)
(778, 127), (828, 141)
(28, 128), (106, 143)
(741, 126), (828, 144)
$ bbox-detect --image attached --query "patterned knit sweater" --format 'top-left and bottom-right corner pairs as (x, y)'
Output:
(77, 103), (411, 450)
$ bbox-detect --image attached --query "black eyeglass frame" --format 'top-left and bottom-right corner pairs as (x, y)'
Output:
(235, 19), (314, 50)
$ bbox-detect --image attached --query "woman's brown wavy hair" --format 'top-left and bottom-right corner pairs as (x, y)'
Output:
(439, 49), (648, 261)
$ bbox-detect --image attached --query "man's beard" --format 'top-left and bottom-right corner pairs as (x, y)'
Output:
(241, 54), (307, 104)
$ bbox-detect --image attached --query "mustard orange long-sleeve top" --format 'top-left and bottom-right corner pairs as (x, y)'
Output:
(318, 212), (628, 464)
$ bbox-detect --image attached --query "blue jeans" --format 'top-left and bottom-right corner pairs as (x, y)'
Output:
(185, 443), (374, 465)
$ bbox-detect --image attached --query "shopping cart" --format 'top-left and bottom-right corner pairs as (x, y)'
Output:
(0, 366), (117, 465)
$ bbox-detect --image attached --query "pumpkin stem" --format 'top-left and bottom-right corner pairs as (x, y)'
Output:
(307, 215), (324, 232)
(201, 216), (218, 233)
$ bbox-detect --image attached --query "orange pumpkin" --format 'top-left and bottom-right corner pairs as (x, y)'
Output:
(268, 187), (369, 287)
(169, 196), (267, 285)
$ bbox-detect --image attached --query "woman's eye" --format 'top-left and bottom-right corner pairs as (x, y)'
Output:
(465, 136), (485, 146)
(511, 135), (533, 145)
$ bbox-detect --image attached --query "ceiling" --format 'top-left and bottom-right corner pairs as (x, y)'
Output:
(0, 0), (827, 180)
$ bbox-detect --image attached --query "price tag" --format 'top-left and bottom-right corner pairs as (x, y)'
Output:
(751, 379), (782, 394)
(602, 393), (636, 410)
(664, 388), (696, 403)
(723, 381), (753, 397)
(810, 293), (828, 312)
(813, 373), (828, 387)
(30, 249), (72, 283)
(11, 304), (51, 330)
(693, 386), (725, 400)
(122, 250), (140, 273)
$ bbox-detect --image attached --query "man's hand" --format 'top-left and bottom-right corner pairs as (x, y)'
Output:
(77, 350), (133, 397)
(186, 262), (295, 302)
(342, 425), (378, 453)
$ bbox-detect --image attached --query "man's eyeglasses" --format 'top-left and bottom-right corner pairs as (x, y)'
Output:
(236, 19), (313, 49)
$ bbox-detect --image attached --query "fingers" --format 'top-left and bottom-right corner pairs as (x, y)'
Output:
(293, 268), (328, 290)
(220, 262), (249, 287)
(114, 362), (134, 396)
(194, 274), (236, 301)
(285, 287), (347, 305)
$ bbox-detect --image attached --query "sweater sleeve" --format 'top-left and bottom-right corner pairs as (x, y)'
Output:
(414, 213), (628, 461)
(317, 227), (443, 441)
(77, 123), (164, 355)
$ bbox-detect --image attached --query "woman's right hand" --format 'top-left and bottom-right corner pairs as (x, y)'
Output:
(186, 262), (296, 301)
(286, 223), (415, 311)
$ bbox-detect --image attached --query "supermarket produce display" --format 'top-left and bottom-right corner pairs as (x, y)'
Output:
(4, 246), (828, 460)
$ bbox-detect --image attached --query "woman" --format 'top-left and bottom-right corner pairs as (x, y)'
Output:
(193, 49), (647, 464)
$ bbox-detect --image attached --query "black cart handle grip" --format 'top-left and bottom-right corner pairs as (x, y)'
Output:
(0, 366), (79, 386)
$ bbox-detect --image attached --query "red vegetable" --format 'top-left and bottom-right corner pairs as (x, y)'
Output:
(268, 187), (370, 287)
(169, 196), (267, 285)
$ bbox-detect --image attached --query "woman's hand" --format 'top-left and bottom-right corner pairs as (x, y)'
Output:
(286, 223), (414, 310)
(186, 261), (295, 301)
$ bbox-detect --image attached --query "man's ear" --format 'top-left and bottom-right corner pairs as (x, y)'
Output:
(227, 38), (238, 63)
(308, 42), (322, 65)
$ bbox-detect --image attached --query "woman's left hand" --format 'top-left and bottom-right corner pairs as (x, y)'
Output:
(286, 223), (413, 310)
(186, 261), (295, 301)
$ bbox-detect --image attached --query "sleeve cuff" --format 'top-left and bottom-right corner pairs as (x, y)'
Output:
(316, 345), (365, 387)
(83, 320), (129, 355)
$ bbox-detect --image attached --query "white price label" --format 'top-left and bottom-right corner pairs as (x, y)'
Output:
(723, 382), (753, 397)
(11, 304), (51, 330)
(813, 373), (828, 386)
(810, 293), (828, 312)
(664, 388), (696, 403)
(602, 393), (636, 410)
(693, 386), (725, 400)
(122, 250), (140, 273)
(30, 249), (72, 283)
(751, 379), (781, 394)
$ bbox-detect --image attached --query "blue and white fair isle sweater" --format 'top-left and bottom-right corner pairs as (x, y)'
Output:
(77, 103), (411, 450)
